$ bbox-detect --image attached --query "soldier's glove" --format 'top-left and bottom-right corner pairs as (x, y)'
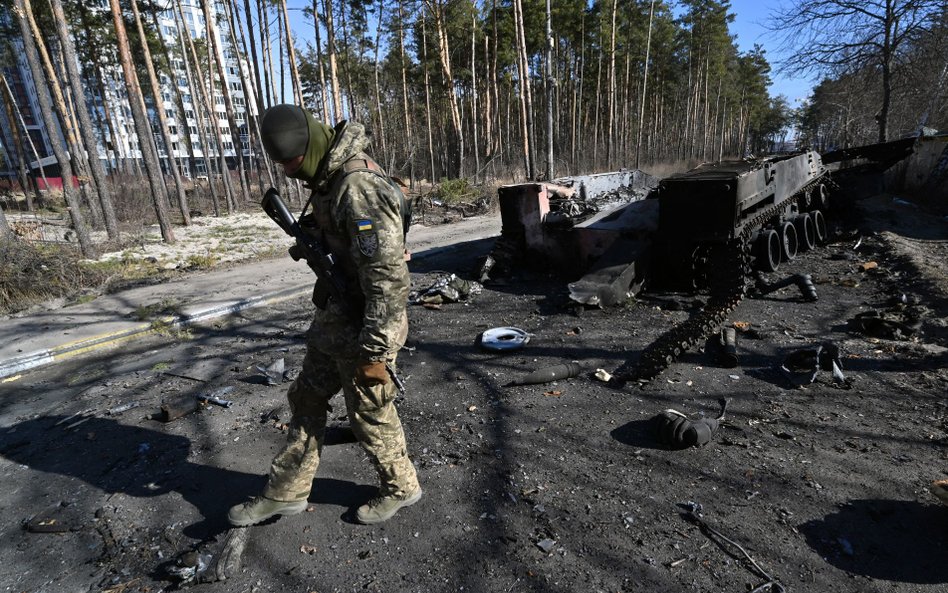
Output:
(355, 360), (390, 387)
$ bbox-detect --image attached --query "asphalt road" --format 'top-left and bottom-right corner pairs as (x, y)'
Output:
(1, 200), (946, 593)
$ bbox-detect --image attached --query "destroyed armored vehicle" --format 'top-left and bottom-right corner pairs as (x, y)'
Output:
(653, 150), (829, 290)
(482, 139), (916, 381)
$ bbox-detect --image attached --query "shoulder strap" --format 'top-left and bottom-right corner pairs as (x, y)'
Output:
(338, 156), (413, 238)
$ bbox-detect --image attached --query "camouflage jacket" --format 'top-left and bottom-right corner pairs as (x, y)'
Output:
(300, 122), (409, 362)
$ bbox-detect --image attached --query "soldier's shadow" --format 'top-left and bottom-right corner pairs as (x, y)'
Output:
(0, 416), (367, 540)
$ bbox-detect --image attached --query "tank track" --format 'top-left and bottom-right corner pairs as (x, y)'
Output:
(618, 176), (826, 383)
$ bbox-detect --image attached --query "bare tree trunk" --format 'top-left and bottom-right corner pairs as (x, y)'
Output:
(636, 0), (654, 168)
(173, 2), (221, 216)
(108, 0), (175, 242)
(0, 201), (11, 240)
(483, 30), (492, 163)
(606, 0), (617, 169)
(1, 71), (43, 209)
(201, 0), (251, 206)
(422, 18), (436, 182)
(0, 82), (35, 209)
(50, 0), (119, 241)
(425, 0), (464, 178)
(20, 0), (103, 230)
(372, 1), (388, 166)
(308, 0), (329, 121)
(277, 0), (303, 107)
(544, 0), (553, 180)
(324, 0), (343, 120)
(177, 0), (236, 212)
(242, 0), (268, 114)
(130, 0), (191, 226)
(93, 70), (124, 175)
(259, 1), (277, 108)
(226, 0), (275, 190)
(471, 5), (480, 182)
(512, 0), (532, 178)
(397, 0), (413, 184)
(13, 0), (95, 255)
(339, 0), (357, 119)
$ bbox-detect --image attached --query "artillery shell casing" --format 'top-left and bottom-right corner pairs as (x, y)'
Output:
(513, 362), (582, 386)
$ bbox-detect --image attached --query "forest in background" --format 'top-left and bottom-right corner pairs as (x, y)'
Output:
(0, 0), (946, 256)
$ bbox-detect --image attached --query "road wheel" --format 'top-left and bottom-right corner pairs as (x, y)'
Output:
(779, 221), (798, 261)
(794, 213), (816, 251)
(754, 229), (781, 272)
(812, 209), (827, 244)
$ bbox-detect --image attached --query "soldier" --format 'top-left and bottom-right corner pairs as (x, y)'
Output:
(228, 105), (421, 526)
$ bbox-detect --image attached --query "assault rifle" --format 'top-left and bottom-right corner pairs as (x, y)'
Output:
(261, 188), (347, 308)
(262, 188), (408, 394)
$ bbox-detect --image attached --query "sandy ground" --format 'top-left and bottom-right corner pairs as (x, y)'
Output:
(0, 192), (946, 593)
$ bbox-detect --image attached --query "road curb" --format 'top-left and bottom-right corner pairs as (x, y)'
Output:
(0, 283), (311, 380)
(0, 236), (495, 381)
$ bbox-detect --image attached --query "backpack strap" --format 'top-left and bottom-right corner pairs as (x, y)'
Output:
(339, 156), (413, 239)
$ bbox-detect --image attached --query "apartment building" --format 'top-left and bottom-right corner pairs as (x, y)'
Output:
(0, 1), (258, 185)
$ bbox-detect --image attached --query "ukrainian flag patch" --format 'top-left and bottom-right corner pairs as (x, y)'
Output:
(354, 218), (379, 258)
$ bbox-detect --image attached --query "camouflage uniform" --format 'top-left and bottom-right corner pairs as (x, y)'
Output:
(263, 122), (419, 503)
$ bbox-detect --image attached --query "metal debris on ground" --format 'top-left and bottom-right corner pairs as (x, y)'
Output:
(261, 406), (283, 423)
(780, 342), (848, 387)
(53, 408), (96, 427)
(197, 386), (235, 408)
(752, 272), (818, 302)
(477, 327), (531, 351)
(594, 368), (613, 382)
(257, 358), (286, 386)
(507, 362), (582, 386)
(535, 538), (556, 553)
(654, 399), (729, 450)
(847, 307), (923, 340)
(107, 401), (140, 415)
(409, 273), (482, 305)
(166, 550), (211, 584)
(24, 515), (73, 533)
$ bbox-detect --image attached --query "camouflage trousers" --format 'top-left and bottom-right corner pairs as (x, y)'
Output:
(262, 346), (419, 502)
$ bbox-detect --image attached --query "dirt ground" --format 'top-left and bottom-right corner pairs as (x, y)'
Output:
(0, 192), (946, 593)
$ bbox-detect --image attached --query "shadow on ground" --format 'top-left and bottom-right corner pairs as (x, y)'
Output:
(799, 498), (948, 584)
(0, 416), (370, 540)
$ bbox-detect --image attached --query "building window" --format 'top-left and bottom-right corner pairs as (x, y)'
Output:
(230, 81), (242, 92)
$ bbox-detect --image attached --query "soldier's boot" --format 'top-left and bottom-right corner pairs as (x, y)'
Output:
(355, 486), (423, 525)
(228, 496), (308, 527)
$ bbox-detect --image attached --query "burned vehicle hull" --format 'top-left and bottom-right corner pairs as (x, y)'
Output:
(654, 151), (828, 290)
(628, 151), (831, 381)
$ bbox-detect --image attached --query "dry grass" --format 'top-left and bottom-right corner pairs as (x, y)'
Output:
(0, 239), (110, 315)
